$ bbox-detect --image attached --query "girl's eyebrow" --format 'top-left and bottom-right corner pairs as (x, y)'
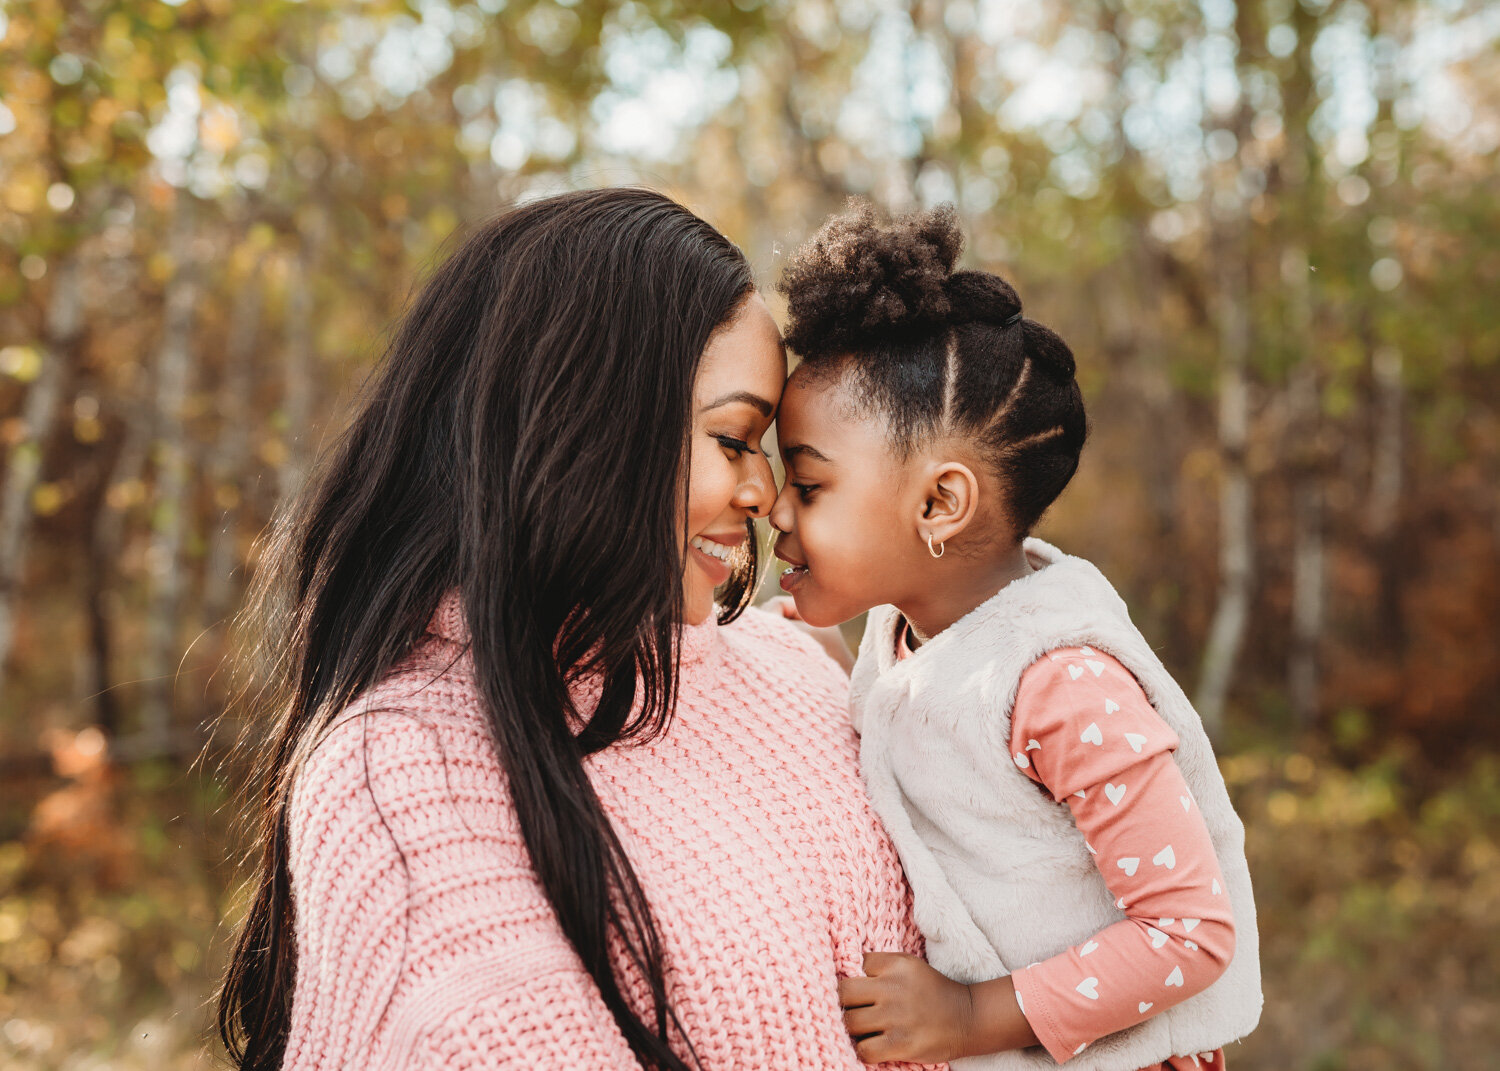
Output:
(699, 390), (776, 417)
(783, 443), (833, 464)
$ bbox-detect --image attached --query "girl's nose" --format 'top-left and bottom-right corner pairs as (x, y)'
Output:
(767, 481), (794, 533)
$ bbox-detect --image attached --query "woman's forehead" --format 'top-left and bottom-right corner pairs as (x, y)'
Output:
(696, 294), (787, 406)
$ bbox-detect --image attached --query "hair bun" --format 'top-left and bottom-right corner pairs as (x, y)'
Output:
(779, 200), (964, 359)
(944, 270), (1020, 326)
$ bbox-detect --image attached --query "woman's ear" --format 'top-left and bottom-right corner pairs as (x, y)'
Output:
(917, 460), (980, 551)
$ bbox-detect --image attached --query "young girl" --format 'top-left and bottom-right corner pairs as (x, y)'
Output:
(768, 202), (1262, 1069)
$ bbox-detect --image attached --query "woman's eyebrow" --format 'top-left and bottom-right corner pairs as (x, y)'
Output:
(699, 391), (776, 416)
(783, 443), (833, 464)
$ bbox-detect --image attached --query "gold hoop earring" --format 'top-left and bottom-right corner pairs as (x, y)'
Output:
(926, 532), (945, 559)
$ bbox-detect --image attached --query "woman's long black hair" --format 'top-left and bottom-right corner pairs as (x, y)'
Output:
(217, 188), (757, 1071)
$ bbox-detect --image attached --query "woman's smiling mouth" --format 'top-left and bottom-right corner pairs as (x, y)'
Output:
(689, 533), (743, 585)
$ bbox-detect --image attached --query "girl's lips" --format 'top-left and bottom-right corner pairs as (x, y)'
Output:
(779, 565), (808, 593)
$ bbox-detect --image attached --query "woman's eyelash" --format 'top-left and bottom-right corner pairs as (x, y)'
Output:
(715, 435), (755, 457)
(792, 482), (818, 502)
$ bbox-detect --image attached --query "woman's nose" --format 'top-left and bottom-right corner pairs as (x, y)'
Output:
(734, 454), (777, 517)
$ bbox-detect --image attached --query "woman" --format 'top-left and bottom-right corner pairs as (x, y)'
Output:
(217, 188), (930, 1070)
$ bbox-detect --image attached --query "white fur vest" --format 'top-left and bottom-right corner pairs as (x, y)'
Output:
(850, 539), (1262, 1070)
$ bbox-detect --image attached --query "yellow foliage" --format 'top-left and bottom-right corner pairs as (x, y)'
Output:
(0, 345), (43, 383)
(30, 483), (65, 517)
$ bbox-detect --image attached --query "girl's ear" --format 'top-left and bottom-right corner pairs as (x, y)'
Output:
(917, 460), (980, 551)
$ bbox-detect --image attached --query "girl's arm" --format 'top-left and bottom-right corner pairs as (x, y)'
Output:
(1003, 648), (1235, 1063)
(838, 648), (1234, 1065)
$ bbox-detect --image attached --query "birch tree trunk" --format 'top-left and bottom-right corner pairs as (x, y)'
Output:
(202, 255), (263, 628)
(140, 198), (200, 746)
(87, 399), (153, 736)
(278, 226), (320, 506)
(1282, 0), (1326, 727)
(1285, 243), (1324, 726)
(1193, 13), (1258, 736)
(0, 255), (81, 709)
(1366, 342), (1404, 652)
(1195, 208), (1253, 737)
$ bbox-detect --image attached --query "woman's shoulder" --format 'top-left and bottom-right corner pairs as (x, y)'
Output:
(289, 651), (503, 849)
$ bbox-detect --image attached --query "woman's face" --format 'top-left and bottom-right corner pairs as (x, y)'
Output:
(682, 292), (786, 625)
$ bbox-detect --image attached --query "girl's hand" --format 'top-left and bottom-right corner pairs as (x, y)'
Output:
(763, 595), (855, 675)
(838, 952), (976, 1064)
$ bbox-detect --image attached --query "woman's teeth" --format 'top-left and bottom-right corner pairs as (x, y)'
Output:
(690, 536), (737, 563)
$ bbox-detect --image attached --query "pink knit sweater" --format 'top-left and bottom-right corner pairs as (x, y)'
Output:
(284, 591), (934, 1069)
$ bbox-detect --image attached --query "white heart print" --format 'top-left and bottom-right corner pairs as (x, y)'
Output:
(1079, 646), (1095, 656)
(1026, 739), (1041, 751)
(1183, 918), (1200, 932)
(1138, 1001), (1154, 1014)
(1074, 1043), (1088, 1055)
(1013, 752), (1030, 769)
(1068, 664), (1084, 680)
(1080, 940), (1098, 957)
(1085, 659), (1106, 677)
(1181, 795), (1192, 812)
(1147, 926), (1168, 949)
(1104, 698), (1120, 714)
(1104, 782), (1127, 806)
(1165, 966), (1184, 987)
(1117, 857), (1140, 877)
(1125, 732), (1147, 753)
(1153, 845), (1176, 869)
(1076, 977), (1099, 1000)
(1185, 940), (1199, 951)
(1080, 722), (1103, 745)
(1211, 878), (1222, 895)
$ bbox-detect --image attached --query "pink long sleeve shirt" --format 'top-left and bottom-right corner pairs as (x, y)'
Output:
(284, 592), (940, 1070)
(1008, 649), (1235, 1069)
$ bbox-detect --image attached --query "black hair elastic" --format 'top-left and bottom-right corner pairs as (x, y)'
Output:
(1003, 311), (1023, 327)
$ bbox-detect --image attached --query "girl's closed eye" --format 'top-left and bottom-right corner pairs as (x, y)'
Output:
(791, 482), (819, 503)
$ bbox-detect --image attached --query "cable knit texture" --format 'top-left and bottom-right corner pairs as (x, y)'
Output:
(284, 591), (938, 1070)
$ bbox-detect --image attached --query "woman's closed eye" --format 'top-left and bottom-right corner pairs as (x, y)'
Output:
(715, 434), (767, 460)
(791, 482), (819, 503)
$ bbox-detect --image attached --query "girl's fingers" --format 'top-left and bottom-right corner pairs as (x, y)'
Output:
(842, 1004), (885, 1037)
(763, 595), (802, 620)
(860, 950), (910, 976)
(854, 1032), (897, 1065)
(837, 975), (880, 1008)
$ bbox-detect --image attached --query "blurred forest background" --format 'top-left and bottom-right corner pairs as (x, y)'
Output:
(0, 0), (1497, 1067)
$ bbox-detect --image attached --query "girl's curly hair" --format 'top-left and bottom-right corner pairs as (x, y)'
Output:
(778, 200), (1087, 537)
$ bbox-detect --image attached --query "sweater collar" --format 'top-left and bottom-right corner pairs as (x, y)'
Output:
(425, 588), (723, 669)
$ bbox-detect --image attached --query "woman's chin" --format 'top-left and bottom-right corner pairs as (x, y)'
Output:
(682, 598), (714, 626)
(682, 575), (717, 624)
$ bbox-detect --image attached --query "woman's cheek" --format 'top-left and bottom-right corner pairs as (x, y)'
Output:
(685, 453), (734, 531)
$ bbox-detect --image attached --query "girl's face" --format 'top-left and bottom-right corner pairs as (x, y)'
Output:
(682, 292), (786, 625)
(769, 366), (932, 627)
